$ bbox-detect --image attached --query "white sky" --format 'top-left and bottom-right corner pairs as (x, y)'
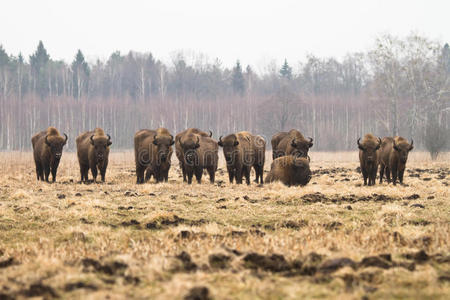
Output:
(0, 0), (449, 70)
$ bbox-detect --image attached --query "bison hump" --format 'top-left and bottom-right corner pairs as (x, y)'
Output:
(46, 127), (60, 136)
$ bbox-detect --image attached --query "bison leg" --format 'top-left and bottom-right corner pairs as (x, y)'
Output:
(186, 167), (194, 184)
(35, 162), (43, 181)
(362, 168), (368, 186)
(379, 165), (385, 184)
(145, 168), (153, 182)
(227, 166), (235, 183)
(180, 163), (187, 182)
(194, 168), (203, 184)
(385, 167), (391, 183)
(207, 166), (216, 184)
(399, 167), (405, 184)
(243, 166), (251, 185)
(100, 167), (107, 182)
(370, 165), (377, 186)
(136, 164), (146, 184)
(44, 165), (50, 182)
(391, 166), (398, 185)
(91, 165), (98, 183)
(235, 166), (243, 184)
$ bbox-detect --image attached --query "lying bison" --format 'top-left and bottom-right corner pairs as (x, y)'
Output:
(272, 129), (313, 159)
(265, 156), (311, 186)
(76, 128), (112, 183)
(32, 127), (68, 182)
(176, 129), (218, 184)
(134, 128), (174, 184)
(358, 134), (381, 186)
(175, 128), (212, 182)
(378, 136), (414, 185)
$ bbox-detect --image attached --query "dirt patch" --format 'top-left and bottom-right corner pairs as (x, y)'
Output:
(0, 257), (17, 269)
(243, 253), (291, 272)
(121, 219), (141, 227)
(184, 286), (211, 300)
(175, 251), (198, 272)
(82, 258), (128, 276)
(318, 257), (356, 274)
(281, 220), (308, 230)
(20, 283), (58, 298)
(209, 254), (232, 269)
(324, 221), (343, 230)
(64, 281), (98, 291)
(145, 214), (185, 229)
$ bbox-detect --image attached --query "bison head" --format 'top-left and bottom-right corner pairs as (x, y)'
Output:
(293, 157), (312, 186)
(182, 135), (200, 165)
(45, 133), (68, 161)
(153, 134), (174, 163)
(393, 139), (413, 164)
(90, 134), (112, 162)
(290, 137), (313, 158)
(358, 137), (381, 163)
(218, 135), (239, 165)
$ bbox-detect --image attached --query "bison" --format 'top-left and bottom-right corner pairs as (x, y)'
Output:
(357, 134), (381, 186)
(218, 131), (254, 185)
(31, 127), (68, 182)
(218, 131), (265, 184)
(76, 128), (112, 183)
(177, 130), (218, 184)
(272, 129), (313, 160)
(265, 156), (312, 186)
(134, 128), (174, 184)
(175, 128), (212, 182)
(252, 134), (266, 184)
(378, 136), (414, 185)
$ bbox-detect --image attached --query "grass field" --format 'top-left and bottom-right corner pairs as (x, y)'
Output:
(0, 151), (449, 299)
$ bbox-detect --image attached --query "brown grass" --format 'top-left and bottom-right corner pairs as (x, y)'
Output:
(0, 151), (449, 299)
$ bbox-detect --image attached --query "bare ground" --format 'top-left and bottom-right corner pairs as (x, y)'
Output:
(0, 151), (449, 299)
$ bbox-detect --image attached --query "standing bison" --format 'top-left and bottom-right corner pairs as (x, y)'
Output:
(357, 134), (381, 186)
(76, 128), (112, 183)
(176, 129), (218, 184)
(252, 134), (266, 184)
(265, 156), (311, 186)
(175, 128), (212, 182)
(134, 128), (174, 184)
(378, 136), (414, 185)
(32, 127), (68, 182)
(218, 131), (265, 184)
(271, 129), (313, 159)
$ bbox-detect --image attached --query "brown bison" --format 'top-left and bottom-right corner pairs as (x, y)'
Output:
(76, 128), (112, 183)
(175, 128), (212, 182)
(357, 134), (381, 186)
(378, 136), (414, 185)
(31, 127), (68, 182)
(218, 131), (265, 184)
(218, 131), (254, 185)
(177, 130), (218, 184)
(252, 134), (266, 184)
(134, 128), (174, 184)
(272, 129), (313, 159)
(265, 156), (312, 186)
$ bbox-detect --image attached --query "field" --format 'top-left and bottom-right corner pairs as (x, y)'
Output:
(0, 151), (449, 299)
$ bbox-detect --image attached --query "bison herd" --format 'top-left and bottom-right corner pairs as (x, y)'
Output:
(31, 127), (414, 187)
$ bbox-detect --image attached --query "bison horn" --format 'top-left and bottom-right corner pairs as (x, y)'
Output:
(291, 138), (297, 147)
(378, 137), (382, 145)
(308, 137), (313, 143)
(90, 135), (95, 145)
(410, 139), (413, 147)
(107, 134), (111, 142)
(219, 136), (223, 142)
(357, 137), (364, 150)
(209, 130), (213, 137)
(45, 135), (50, 146)
(63, 133), (68, 143)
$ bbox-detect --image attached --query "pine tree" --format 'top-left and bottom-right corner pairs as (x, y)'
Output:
(232, 60), (245, 96)
(279, 59), (292, 79)
(29, 41), (50, 99)
(71, 49), (90, 99)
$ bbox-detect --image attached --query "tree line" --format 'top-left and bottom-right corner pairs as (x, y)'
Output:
(0, 34), (449, 159)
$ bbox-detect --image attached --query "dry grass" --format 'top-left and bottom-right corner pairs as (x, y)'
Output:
(0, 151), (449, 299)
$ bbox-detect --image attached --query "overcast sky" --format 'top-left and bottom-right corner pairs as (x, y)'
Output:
(1, 0), (449, 69)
